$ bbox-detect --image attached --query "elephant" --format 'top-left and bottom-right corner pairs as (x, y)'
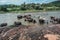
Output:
(14, 22), (22, 26)
(39, 19), (45, 24)
(17, 15), (23, 19)
(50, 16), (60, 24)
(25, 18), (37, 24)
(0, 23), (7, 27)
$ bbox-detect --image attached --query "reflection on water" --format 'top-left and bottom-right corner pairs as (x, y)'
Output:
(0, 11), (60, 25)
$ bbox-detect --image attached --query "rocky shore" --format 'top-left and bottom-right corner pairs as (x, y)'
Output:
(0, 24), (60, 40)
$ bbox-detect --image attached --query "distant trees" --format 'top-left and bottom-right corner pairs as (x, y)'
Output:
(0, 1), (60, 12)
(0, 4), (18, 12)
(19, 1), (60, 11)
(35, 5), (43, 10)
(20, 2), (27, 10)
(20, 3), (43, 10)
(0, 7), (8, 12)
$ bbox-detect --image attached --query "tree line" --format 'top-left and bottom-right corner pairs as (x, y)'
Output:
(0, 1), (60, 12)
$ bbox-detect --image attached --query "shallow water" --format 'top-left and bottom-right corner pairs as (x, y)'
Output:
(0, 11), (60, 25)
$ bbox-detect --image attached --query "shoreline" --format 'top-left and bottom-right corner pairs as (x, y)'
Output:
(0, 10), (60, 14)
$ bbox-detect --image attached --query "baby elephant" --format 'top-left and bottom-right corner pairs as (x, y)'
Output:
(14, 22), (22, 27)
(25, 18), (36, 24)
(0, 23), (7, 27)
(17, 15), (23, 19)
(39, 19), (45, 24)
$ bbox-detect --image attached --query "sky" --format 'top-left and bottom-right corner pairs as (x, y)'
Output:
(0, 0), (57, 5)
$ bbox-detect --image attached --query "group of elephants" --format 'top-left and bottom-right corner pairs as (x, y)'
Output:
(17, 14), (45, 24)
(0, 14), (60, 27)
(50, 16), (60, 24)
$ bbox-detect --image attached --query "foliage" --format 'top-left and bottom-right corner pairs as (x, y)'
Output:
(0, 1), (60, 12)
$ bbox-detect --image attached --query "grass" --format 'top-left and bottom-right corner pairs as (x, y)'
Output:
(9, 10), (60, 13)
(0, 9), (60, 14)
(19, 10), (42, 13)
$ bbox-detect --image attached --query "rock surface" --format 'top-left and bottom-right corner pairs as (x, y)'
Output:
(0, 24), (60, 40)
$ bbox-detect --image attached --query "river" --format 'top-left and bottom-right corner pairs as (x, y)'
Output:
(0, 11), (60, 25)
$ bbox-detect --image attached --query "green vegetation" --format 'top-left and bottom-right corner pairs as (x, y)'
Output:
(0, 1), (60, 12)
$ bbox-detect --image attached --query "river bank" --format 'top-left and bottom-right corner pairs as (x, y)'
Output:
(0, 10), (60, 14)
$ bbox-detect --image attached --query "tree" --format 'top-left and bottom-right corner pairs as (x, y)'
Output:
(35, 5), (43, 10)
(1, 7), (8, 12)
(20, 2), (27, 10)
